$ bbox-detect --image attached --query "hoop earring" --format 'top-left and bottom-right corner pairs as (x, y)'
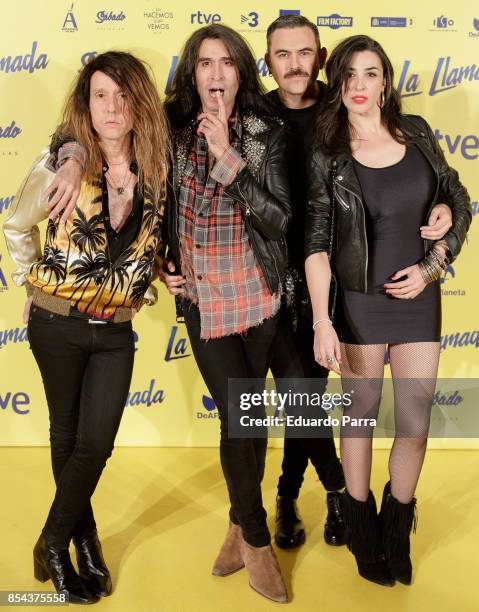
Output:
(380, 91), (385, 108)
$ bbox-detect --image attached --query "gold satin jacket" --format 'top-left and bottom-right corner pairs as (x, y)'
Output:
(3, 150), (165, 319)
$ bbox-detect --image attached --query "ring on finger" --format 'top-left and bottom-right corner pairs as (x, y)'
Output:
(326, 355), (334, 364)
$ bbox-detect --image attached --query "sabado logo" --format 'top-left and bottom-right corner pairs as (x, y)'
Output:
(95, 10), (126, 24)
(0, 121), (21, 139)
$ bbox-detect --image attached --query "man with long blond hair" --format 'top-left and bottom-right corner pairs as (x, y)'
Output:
(3, 51), (169, 603)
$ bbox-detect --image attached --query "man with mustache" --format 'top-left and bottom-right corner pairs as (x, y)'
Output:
(264, 14), (453, 552)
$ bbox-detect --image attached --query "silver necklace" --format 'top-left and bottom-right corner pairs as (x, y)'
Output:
(106, 165), (131, 195)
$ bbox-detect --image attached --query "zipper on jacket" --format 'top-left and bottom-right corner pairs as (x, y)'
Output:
(335, 191), (350, 211)
(335, 179), (368, 292)
(237, 183), (276, 293)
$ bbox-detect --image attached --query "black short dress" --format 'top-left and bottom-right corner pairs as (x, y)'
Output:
(336, 145), (441, 345)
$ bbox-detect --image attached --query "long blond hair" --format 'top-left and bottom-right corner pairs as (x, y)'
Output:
(60, 51), (170, 205)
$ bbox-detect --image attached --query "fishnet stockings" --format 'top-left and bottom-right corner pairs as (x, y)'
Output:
(340, 342), (440, 503)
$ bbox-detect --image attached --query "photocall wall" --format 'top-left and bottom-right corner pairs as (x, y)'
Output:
(0, 1), (478, 447)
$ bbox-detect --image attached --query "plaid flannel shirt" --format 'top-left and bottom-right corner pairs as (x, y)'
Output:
(178, 115), (281, 339)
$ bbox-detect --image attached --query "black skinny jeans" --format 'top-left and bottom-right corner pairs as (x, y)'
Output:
(27, 306), (135, 549)
(184, 302), (278, 548)
(271, 302), (344, 499)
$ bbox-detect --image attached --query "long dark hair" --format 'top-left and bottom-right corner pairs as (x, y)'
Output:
(60, 51), (169, 204)
(164, 24), (274, 128)
(316, 35), (404, 154)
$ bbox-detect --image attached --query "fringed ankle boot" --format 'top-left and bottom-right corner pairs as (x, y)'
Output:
(342, 489), (394, 587)
(379, 482), (417, 585)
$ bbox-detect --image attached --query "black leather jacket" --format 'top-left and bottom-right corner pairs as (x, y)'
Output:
(305, 114), (472, 293)
(164, 110), (291, 294)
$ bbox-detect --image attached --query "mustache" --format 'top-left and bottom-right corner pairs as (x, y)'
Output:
(284, 68), (310, 78)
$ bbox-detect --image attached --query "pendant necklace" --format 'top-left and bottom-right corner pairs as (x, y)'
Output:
(106, 164), (131, 195)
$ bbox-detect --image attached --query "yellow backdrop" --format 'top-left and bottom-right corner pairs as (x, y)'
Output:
(0, 1), (477, 447)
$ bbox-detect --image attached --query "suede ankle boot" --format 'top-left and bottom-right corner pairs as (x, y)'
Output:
(240, 540), (288, 603)
(211, 521), (245, 576)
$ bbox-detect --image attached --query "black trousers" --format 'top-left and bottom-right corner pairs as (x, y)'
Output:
(271, 302), (344, 499)
(27, 306), (135, 549)
(184, 302), (278, 547)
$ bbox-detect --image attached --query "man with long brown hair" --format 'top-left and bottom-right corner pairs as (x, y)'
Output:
(160, 24), (291, 603)
(4, 51), (169, 603)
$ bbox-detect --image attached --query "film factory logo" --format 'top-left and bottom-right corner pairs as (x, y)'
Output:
(317, 14), (353, 29)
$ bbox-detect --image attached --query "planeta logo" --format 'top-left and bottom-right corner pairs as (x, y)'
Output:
(440, 265), (466, 297)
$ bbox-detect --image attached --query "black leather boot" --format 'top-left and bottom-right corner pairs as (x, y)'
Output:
(379, 482), (417, 585)
(274, 495), (306, 549)
(73, 530), (112, 597)
(342, 490), (394, 587)
(33, 534), (98, 604)
(324, 491), (347, 546)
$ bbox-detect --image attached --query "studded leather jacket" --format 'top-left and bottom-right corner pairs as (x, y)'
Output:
(164, 110), (292, 295)
(305, 114), (472, 293)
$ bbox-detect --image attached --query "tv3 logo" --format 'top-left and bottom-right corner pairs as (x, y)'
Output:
(241, 12), (259, 27)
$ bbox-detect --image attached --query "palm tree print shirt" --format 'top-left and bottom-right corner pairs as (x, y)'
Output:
(4, 150), (165, 319)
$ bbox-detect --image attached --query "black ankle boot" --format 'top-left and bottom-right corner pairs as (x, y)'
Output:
(73, 530), (112, 598)
(324, 491), (347, 546)
(274, 495), (306, 549)
(379, 482), (417, 585)
(342, 490), (394, 587)
(33, 534), (98, 604)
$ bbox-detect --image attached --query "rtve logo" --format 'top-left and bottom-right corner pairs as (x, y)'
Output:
(190, 11), (221, 25)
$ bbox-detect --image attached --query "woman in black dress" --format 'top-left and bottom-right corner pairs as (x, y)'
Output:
(305, 35), (471, 587)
